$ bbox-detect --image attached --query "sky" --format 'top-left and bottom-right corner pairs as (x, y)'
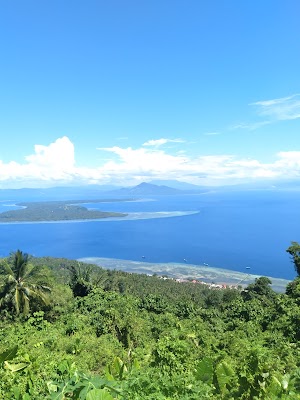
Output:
(0, 0), (300, 188)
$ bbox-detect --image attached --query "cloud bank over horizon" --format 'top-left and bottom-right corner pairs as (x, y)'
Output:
(0, 136), (300, 189)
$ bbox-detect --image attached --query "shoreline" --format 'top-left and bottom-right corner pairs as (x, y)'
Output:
(77, 256), (291, 293)
(0, 210), (199, 224)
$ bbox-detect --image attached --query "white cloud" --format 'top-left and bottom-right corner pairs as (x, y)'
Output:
(96, 146), (300, 185)
(142, 138), (185, 146)
(25, 136), (75, 169)
(251, 94), (300, 120)
(99, 146), (188, 177)
(230, 121), (271, 131)
(0, 137), (77, 186)
(230, 94), (300, 131)
(203, 132), (221, 136)
(1, 136), (300, 188)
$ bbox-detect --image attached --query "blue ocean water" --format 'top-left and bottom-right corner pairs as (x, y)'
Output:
(0, 190), (299, 280)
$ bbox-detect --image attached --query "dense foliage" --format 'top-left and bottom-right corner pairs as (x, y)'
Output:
(0, 245), (300, 399)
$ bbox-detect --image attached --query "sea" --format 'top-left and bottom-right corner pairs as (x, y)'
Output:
(0, 189), (299, 281)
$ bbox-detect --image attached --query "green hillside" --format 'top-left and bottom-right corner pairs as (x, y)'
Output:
(0, 246), (300, 399)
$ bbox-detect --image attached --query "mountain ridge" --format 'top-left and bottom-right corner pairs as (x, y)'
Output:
(106, 182), (183, 195)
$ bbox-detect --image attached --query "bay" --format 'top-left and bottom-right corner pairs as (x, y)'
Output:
(0, 190), (298, 280)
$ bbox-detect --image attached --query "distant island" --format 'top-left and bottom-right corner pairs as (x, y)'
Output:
(107, 182), (185, 195)
(0, 199), (129, 222)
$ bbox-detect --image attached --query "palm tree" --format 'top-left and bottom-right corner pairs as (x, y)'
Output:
(67, 262), (94, 297)
(66, 262), (108, 297)
(0, 250), (51, 315)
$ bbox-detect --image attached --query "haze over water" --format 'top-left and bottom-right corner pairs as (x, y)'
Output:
(0, 190), (298, 280)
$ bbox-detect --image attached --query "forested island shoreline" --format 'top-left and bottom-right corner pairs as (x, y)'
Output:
(0, 199), (130, 222)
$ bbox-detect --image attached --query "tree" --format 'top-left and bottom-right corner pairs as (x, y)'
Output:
(0, 250), (51, 315)
(286, 241), (300, 276)
(286, 277), (300, 299)
(67, 262), (93, 297)
(243, 276), (275, 300)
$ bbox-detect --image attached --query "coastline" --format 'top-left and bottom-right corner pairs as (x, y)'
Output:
(0, 210), (199, 224)
(77, 257), (291, 293)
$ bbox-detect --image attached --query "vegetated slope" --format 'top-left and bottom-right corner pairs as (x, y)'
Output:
(0, 254), (300, 399)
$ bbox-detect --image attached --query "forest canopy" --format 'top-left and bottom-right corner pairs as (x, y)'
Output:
(0, 244), (300, 399)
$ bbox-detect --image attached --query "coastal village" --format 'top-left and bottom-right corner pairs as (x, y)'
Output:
(157, 275), (240, 290)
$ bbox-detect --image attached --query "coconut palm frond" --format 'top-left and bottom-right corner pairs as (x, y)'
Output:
(15, 288), (20, 315)
(93, 270), (108, 287)
(21, 264), (36, 281)
(0, 261), (14, 276)
(1, 250), (52, 316)
(80, 264), (93, 282)
(7, 275), (16, 284)
(27, 284), (51, 305)
(39, 285), (51, 293)
(66, 264), (79, 283)
(22, 293), (30, 316)
(38, 292), (50, 306)
(11, 250), (29, 279)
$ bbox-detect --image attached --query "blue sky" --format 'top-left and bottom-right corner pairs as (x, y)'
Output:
(0, 0), (299, 188)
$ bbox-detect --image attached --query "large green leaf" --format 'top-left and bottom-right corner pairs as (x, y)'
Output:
(195, 357), (214, 384)
(0, 346), (18, 363)
(266, 376), (282, 396)
(281, 374), (290, 391)
(86, 389), (114, 400)
(215, 361), (234, 393)
(4, 361), (29, 372)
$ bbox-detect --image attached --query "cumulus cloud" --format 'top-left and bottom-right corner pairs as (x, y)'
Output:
(100, 146), (188, 174)
(1, 136), (300, 188)
(97, 146), (300, 184)
(0, 137), (77, 186)
(0, 136), (107, 188)
(142, 138), (185, 146)
(25, 136), (75, 169)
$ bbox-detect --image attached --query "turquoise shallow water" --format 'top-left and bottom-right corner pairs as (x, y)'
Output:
(0, 190), (299, 280)
(78, 256), (290, 292)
